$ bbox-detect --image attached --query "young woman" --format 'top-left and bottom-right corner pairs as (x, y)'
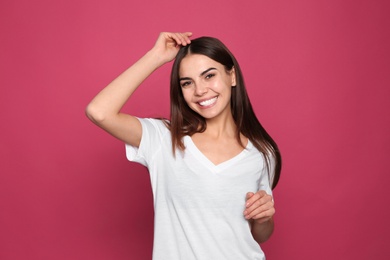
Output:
(86, 32), (281, 260)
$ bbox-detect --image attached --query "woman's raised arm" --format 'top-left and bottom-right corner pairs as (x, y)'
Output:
(85, 32), (192, 147)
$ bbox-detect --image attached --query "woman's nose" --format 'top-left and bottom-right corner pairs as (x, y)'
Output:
(194, 82), (208, 96)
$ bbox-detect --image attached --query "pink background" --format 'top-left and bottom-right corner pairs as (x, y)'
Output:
(1, 0), (389, 259)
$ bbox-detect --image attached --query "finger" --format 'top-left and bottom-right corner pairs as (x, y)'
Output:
(246, 192), (254, 200)
(166, 33), (183, 45)
(175, 32), (192, 46)
(244, 205), (275, 222)
(245, 200), (274, 216)
(245, 199), (275, 217)
(181, 32), (193, 44)
(245, 190), (267, 207)
(251, 214), (274, 224)
(164, 33), (182, 46)
(248, 207), (275, 221)
(244, 195), (274, 217)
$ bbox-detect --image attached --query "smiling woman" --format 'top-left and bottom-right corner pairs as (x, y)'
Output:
(86, 32), (282, 260)
(179, 54), (236, 120)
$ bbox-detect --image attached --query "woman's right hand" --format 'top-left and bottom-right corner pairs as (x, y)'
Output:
(151, 32), (192, 64)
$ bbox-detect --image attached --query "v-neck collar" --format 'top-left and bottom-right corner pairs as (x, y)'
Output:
(183, 136), (253, 173)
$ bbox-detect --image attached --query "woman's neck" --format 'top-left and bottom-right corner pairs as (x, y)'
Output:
(203, 114), (237, 139)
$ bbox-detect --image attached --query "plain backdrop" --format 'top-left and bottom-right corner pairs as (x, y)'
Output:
(1, 0), (389, 259)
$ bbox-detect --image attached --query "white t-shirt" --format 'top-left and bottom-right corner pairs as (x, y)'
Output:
(126, 118), (273, 260)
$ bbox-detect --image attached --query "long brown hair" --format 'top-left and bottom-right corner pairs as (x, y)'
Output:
(168, 36), (281, 189)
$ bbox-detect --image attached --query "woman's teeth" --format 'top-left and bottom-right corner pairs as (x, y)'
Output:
(199, 97), (217, 106)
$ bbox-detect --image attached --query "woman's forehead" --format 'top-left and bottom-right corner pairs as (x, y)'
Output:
(179, 54), (222, 76)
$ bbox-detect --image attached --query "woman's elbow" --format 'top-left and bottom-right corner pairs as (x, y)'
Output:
(85, 103), (107, 124)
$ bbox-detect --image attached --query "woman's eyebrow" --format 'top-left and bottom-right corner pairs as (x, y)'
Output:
(179, 68), (217, 81)
(179, 77), (191, 82)
(200, 68), (216, 76)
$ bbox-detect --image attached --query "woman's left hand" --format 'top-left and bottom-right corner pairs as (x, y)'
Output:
(244, 190), (275, 224)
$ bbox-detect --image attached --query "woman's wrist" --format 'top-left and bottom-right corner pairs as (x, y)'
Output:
(145, 48), (170, 68)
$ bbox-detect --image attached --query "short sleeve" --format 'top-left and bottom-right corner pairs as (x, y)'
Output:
(125, 118), (168, 167)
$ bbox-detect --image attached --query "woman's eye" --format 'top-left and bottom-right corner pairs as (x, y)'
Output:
(181, 81), (191, 88)
(205, 73), (215, 79)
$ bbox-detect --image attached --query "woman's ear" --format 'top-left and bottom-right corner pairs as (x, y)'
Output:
(231, 66), (236, 87)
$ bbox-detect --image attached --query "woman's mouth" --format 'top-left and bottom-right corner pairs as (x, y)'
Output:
(198, 97), (217, 107)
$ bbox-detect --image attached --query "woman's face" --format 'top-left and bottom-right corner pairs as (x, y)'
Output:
(178, 54), (236, 121)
